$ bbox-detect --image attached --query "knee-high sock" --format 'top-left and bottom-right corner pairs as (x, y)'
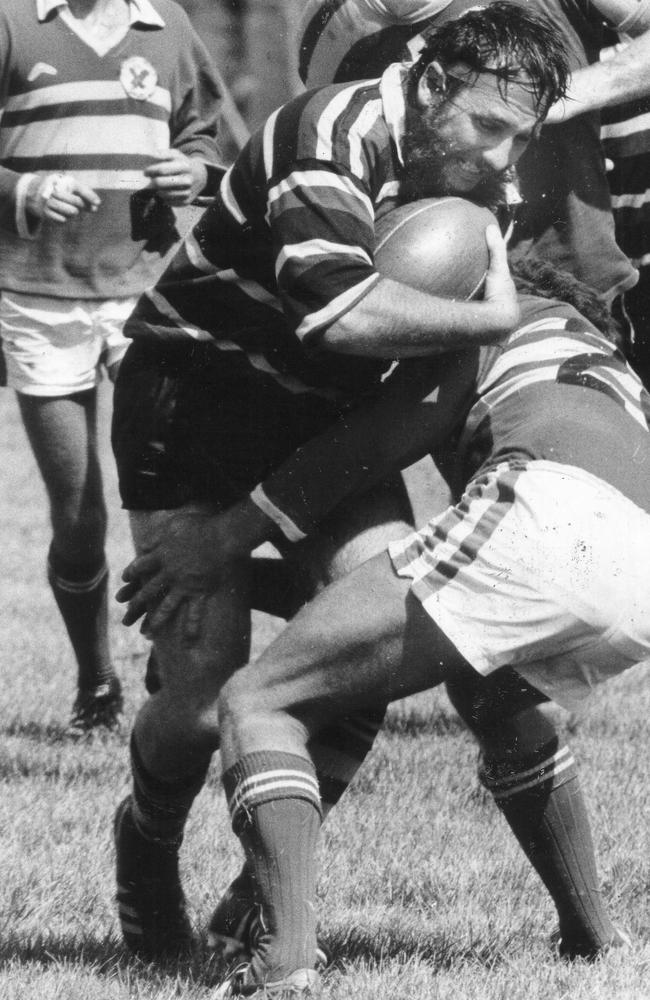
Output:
(223, 751), (322, 982)
(480, 741), (617, 956)
(215, 708), (385, 929)
(130, 734), (209, 846)
(47, 545), (114, 691)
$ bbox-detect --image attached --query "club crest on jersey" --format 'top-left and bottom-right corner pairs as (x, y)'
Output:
(120, 56), (158, 101)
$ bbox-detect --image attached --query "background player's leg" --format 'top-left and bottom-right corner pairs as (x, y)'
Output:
(17, 390), (121, 733)
(445, 665), (622, 958)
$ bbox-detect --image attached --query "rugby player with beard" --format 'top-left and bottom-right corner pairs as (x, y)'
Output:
(110, 7), (570, 993)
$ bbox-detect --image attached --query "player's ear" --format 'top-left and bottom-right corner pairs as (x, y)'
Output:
(418, 60), (448, 108)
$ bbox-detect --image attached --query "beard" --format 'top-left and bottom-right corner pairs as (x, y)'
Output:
(400, 103), (511, 213)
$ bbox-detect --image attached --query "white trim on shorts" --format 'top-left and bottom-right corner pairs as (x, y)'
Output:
(0, 290), (137, 395)
(389, 459), (650, 713)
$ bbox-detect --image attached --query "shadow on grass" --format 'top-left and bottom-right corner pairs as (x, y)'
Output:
(0, 932), (232, 989)
(4, 718), (128, 743)
(0, 720), (128, 783)
(320, 915), (512, 972)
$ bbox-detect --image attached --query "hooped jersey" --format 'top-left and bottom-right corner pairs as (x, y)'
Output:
(253, 294), (650, 539)
(296, 0), (637, 298)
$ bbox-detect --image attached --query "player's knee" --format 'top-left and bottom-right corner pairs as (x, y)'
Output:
(446, 664), (550, 745)
(53, 497), (107, 552)
(217, 668), (278, 739)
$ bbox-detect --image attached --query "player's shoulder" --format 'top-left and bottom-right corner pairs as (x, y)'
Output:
(298, 0), (453, 86)
(0, 0), (39, 32)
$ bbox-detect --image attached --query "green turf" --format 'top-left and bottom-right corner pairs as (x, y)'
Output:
(1, 384), (649, 999)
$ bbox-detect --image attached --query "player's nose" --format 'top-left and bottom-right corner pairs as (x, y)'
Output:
(481, 136), (519, 173)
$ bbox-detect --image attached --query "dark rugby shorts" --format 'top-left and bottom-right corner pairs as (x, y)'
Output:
(112, 338), (346, 511)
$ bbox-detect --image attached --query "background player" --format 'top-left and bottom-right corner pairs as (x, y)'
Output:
(0, 0), (224, 734)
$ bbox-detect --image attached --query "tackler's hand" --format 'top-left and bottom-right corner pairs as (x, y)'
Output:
(116, 499), (278, 634)
(482, 224), (520, 331)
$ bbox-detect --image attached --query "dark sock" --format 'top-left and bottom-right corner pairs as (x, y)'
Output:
(130, 734), (209, 846)
(47, 545), (114, 691)
(310, 706), (385, 809)
(224, 750), (322, 981)
(480, 740), (617, 955)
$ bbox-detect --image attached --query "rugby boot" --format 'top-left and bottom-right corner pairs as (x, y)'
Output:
(114, 795), (194, 959)
(208, 870), (328, 968)
(551, 924), (631, 960)
(67, 676), (123, 737)
(213, 964), (322, 998)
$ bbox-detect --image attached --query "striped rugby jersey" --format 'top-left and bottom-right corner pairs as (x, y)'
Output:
(0, 0), (223, 299)
(295, 0), (637, 299)
(252, 294), (650, 540)
(125, 63), (412, 398)
(454, 295), (650, 503)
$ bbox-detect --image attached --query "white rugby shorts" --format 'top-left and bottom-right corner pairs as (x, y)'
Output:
(389, 459), (650, 712)
(0, 290), (137, 395)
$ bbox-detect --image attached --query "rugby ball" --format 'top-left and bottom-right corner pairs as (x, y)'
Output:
(375, 197), (495, 301)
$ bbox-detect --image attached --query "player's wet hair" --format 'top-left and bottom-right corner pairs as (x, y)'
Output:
(412, 1), (570, 117)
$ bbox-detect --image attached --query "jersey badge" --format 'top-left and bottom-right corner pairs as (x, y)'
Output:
(120, 56), (158, 101)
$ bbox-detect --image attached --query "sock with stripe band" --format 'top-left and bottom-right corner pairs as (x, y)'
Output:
(47, 544), (114, 691)
(480, 740), (618, 956)
(223, 750), (322, 982)
(210, 707), (386, 943)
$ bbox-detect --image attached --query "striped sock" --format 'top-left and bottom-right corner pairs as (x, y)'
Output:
(223, 751), (322, 981)
(480, 741), (617, 955)
(212, 710), (385, 947)
(47, 546), (114, 691)
(130, 734), (208, 846)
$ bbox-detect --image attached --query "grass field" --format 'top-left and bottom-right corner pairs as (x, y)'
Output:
(1, 381), (650, 999)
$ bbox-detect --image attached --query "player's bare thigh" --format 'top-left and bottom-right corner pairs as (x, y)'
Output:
(218, 549), (464, 758)
(129, 507), (253, 700)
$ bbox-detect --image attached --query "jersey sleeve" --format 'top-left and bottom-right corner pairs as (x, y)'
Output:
(268, 158), (382, 343)
(250, 353), (478, 540)
(167, 16), (226, 194)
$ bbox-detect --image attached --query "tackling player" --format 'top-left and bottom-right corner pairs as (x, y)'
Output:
(176, 267), (647, 997)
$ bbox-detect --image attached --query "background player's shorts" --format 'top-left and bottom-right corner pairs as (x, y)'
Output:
(0, 290), (136, 396)
(389, 459), (650, 713)
(112, 338), (347, 511)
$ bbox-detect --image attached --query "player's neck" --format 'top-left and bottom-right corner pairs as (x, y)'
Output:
(61, 0), (131, 53)
(65, 0), (130, 28)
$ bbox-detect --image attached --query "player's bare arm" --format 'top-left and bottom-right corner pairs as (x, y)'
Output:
(321, 224), (518, 356)
(545, 0), (650, 123)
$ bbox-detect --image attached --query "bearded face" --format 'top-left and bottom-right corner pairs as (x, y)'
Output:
(400, 67), (539, 210)
(400, 99), (512, 209)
